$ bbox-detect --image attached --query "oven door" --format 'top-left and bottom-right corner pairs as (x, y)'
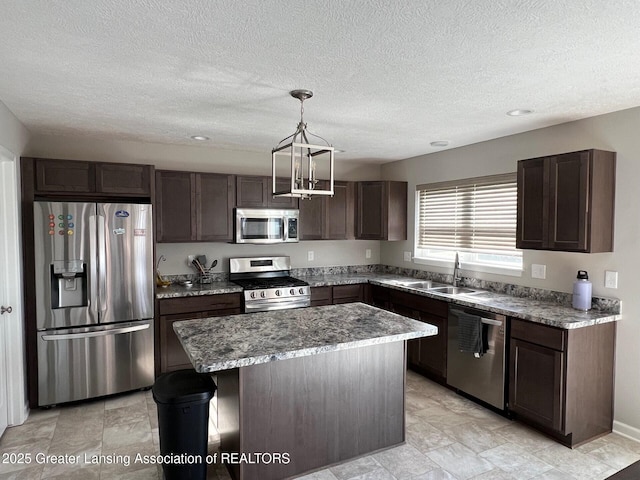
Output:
(245, 296), (311, 313)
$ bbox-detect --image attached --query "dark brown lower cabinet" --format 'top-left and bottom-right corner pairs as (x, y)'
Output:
(509, 318), (616, 447)
(157, 294), (242, 373)
(387, 289), (448, 382)
(332, 284), (363, 304)
(510, 337), (564, 432)
(366, 284), (390, 309)
(310, 284), (364, 306)
(310, 286), (332, 306)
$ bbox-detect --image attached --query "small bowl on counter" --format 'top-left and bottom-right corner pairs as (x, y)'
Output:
(156, 273), (172, 288)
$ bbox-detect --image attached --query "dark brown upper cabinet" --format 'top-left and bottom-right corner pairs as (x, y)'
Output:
(196, 173), (236, 241)
(156, 170), (235, 243)
(35, 158), (94, 193)
(156, 171), (194, 242)
(355, 181), (407, 241)
(299, 191), (324, 240)
(516, 149), (616, 252)
(32, 158), (152, 196)
(95, 163), (151, 195)
(236, 175), (298, 209)
(299, 181), (354, 240)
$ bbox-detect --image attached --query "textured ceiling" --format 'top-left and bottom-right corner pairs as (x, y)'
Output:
(1, 0), (640, 163)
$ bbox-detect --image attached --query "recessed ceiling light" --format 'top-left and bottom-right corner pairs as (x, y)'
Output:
(430, 141), (449, 147)
(190, 135), (210, 141)
(506, 109), (534, 116)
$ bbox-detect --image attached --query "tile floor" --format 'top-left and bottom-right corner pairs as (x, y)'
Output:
(1, 370), (639, 479)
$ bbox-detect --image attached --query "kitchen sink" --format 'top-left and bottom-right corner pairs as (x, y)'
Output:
(388, 279), (447, 289)
(428, 286), (479, 295)
(386, 279), (493, 299)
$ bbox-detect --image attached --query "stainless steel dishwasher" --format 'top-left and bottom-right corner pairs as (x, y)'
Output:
(447, 306), (507, 410)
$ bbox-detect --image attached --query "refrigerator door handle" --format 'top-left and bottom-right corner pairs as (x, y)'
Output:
(96, 214), (107, 314)
(41, 323), (150, 341)
(89, 215), (100, 316)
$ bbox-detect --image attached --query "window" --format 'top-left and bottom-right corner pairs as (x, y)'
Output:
(415, 173), (522, 274)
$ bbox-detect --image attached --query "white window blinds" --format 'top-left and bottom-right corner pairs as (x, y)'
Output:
(417, 174), (518, 256)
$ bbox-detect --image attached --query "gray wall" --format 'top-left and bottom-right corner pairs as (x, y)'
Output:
(381, 106), (640, 440)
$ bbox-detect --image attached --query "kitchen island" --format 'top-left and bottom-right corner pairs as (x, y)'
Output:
(173, 302), (438, 480)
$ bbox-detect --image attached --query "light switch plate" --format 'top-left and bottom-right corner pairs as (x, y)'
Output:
(605, 270), (618, 289)
(403, 251), (412, 262)
(365, 249), (372, 259)
(307, 251), (314, 261)
(531, 264), (546, 279)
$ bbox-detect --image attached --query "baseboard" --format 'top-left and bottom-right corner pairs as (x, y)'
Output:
(613, 421), (640, 443)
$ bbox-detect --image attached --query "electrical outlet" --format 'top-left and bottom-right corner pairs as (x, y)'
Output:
(307, 251), (314, 262)
(365, 249), (372, 259)
(605, 270), (618, 289)
(531, 264), (546, 279)
(403, 251), (412, 262)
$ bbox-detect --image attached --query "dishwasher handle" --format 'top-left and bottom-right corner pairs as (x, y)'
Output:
(450, 307), (505, 325)
(481, 318), (503, 326)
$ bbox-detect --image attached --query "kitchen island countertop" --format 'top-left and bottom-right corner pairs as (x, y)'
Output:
(173, 302), (437, 373)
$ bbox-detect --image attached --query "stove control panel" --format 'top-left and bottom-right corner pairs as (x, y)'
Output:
(244, 285), (311, 302)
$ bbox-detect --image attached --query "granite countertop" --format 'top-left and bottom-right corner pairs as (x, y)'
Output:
(158, 272), (621, 329)
(367, 279), (620, 329)
(173, 302), (438, 373)
(156, 280), (242, 298)
(297, 273), (621, 329)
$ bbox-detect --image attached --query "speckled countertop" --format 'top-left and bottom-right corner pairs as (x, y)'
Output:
(307, 273), (621, 329)
(158, 273), (621, 329)
(156, 281), (242, 298)
(173, 302), (438, 373)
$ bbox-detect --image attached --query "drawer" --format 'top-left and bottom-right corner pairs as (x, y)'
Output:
(510, 318), (566, 351)
(159, 293), (242, 315)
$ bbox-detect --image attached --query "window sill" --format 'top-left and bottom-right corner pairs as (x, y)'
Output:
(412, 256), (523, 278)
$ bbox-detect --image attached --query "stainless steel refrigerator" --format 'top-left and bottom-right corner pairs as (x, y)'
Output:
(34, 201), (154, 406)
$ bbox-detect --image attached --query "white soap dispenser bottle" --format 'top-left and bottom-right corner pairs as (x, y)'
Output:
(572, 270), (592, 311)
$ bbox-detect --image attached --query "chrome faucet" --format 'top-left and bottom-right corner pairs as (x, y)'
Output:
(453, 252), (461, 287)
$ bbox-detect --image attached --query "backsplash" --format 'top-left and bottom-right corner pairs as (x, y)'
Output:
(291, 264), (380, 277)
(162, 272), (228, 283)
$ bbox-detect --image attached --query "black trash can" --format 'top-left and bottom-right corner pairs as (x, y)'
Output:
(152, 369), (216, 480)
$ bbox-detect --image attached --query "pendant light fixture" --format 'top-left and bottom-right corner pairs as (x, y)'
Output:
(272, 89), (334, 199)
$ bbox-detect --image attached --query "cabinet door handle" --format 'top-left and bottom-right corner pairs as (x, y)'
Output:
(1, 305), (12, 315)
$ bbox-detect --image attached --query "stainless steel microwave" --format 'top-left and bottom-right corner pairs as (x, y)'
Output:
(235, 208), (299, 244)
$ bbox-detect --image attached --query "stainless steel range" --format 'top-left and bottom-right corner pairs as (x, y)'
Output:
(229, 256), (310, 312)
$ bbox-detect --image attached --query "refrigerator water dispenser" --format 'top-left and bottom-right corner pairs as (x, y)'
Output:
(51, 260), (87, 308)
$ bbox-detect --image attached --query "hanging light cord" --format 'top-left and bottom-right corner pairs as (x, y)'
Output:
(274, 97), (332, 149)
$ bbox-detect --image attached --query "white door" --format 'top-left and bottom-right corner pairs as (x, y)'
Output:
(0, 146), (28, 436)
